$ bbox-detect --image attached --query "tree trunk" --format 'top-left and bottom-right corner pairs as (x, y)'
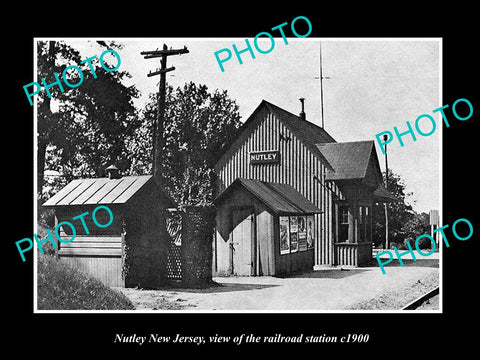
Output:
(37, 140), (47, 198)
(37, 41), (56, 199)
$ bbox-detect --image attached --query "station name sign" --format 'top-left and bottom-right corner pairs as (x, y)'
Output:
(250, 150), (280, 165)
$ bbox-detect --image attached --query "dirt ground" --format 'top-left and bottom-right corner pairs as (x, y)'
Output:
(117, 252), (440, 312)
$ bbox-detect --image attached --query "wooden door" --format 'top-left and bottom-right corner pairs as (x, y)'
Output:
(231, 208), (254, 276)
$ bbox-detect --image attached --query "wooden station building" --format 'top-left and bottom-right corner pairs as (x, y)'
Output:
(213, 100), (397, 276)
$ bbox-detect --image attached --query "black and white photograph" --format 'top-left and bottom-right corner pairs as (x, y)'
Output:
(7, 7), (478, 356)
(32, 37), (442, 312)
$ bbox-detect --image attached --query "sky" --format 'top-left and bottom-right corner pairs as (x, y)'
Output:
(51, 37), (441, 214)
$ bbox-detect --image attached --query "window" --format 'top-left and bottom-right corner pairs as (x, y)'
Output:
(359, 206), (363, 224)
(341, 207), (349, 224)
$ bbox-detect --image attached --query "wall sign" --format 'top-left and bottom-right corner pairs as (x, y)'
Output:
(289, 216), (299, 253)
(250, 150), (280, 165)
(307, 215), (314, 249)
(280, 216), (290, 255)
(280, 215), (314, 255)
(298, 216), (307, 251)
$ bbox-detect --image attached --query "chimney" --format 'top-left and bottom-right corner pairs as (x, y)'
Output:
(299, 98), (306, 120)
(105, 164), (121, 179)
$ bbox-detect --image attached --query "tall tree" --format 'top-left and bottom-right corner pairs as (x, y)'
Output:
(37, 41), (139, 200)
(372, 169), (415, 247)
(127, 81), (242, 206)
(402, 211), (431, 248)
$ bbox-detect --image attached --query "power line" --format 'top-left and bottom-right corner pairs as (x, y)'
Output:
(140, 44), (189, 187)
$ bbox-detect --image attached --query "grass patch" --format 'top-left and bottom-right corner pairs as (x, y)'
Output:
(37, 254), (135, 310)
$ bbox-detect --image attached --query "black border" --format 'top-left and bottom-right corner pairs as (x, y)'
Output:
(7, 6), (478, 355)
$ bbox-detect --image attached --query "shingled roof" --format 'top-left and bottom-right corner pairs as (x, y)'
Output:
(316, 141), (379, 181)
(316, 141), (400, 202)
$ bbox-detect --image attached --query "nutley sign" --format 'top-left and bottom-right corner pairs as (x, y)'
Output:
(250, 150), (280, 165)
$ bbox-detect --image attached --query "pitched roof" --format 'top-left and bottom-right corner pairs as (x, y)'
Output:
(43, 175), (176, 207)
(373, 185), (402, 203)
(261, 101), (336, 170)
(262, 101), (336, 145)
(214, 100), (337, 171)
(214, 178), (322, 214)
(316, 141), (379, 181)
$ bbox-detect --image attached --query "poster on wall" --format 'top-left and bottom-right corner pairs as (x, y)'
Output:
(289, 216), (298, 253)
(306, 215), (314, 249)
(298, 216), (307, 251)
(279, 216), (290, 255)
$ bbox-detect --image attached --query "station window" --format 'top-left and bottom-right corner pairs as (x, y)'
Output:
(341, 207), (349, 224)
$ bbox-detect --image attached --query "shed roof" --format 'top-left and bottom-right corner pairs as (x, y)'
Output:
(43, 175), (176, 207)
(214, 178), (322, 215)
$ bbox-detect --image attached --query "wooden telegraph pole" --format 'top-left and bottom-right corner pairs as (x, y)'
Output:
(383, 134), (389, 250)
(141, 44), (189, 186)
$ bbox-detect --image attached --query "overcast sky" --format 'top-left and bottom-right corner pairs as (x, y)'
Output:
(54, 38), (441, 214)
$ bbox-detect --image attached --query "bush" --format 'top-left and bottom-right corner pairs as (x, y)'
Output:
(35, 222), (56, 256)
(410, 236), (433, 250)
(37, 254), (135, 310)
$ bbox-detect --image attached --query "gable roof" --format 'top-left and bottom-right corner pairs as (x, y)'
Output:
(262, 101), (336, 145)
(43, 175), (176, 207)
(215, 100), (337, 171)
(316, 140), (382, 183)
(214, 178), (322, 215)
(373, 185), (402, 203)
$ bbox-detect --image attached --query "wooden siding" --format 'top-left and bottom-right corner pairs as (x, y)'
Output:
(334, 242), (372, 267)
(215, 189), (276, 276)
(55, 205), (124, 236)
(58, 235), (122, 256)
(216, 111), (343, 266)
(60, 255), (123, 287)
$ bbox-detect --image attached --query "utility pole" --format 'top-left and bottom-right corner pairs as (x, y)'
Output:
(140, 44), (189, 187)
(383, 134), (389, 250)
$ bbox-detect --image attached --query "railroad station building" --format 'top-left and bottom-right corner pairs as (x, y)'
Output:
(213, 99), (397, 276)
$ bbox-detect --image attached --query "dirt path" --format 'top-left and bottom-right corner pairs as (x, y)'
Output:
(118, 255), (440, 311)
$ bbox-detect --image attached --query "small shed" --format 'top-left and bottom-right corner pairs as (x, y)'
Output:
(213, 178), (322, 276)
(42, 168), (176, 288)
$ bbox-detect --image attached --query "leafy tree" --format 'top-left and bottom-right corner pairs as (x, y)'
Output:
(37, 40), (139, 200)
(372, 169), (415, 247)
(127, 81), (242, 206)
(402, 211), (431, 249)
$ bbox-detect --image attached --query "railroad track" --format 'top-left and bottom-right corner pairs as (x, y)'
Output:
(402, 286), (439, 310)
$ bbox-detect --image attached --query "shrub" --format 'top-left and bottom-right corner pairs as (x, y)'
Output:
(410, 236), (433, 250)
(35, 222), (56, 256)
(37, 254), (135, 310)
